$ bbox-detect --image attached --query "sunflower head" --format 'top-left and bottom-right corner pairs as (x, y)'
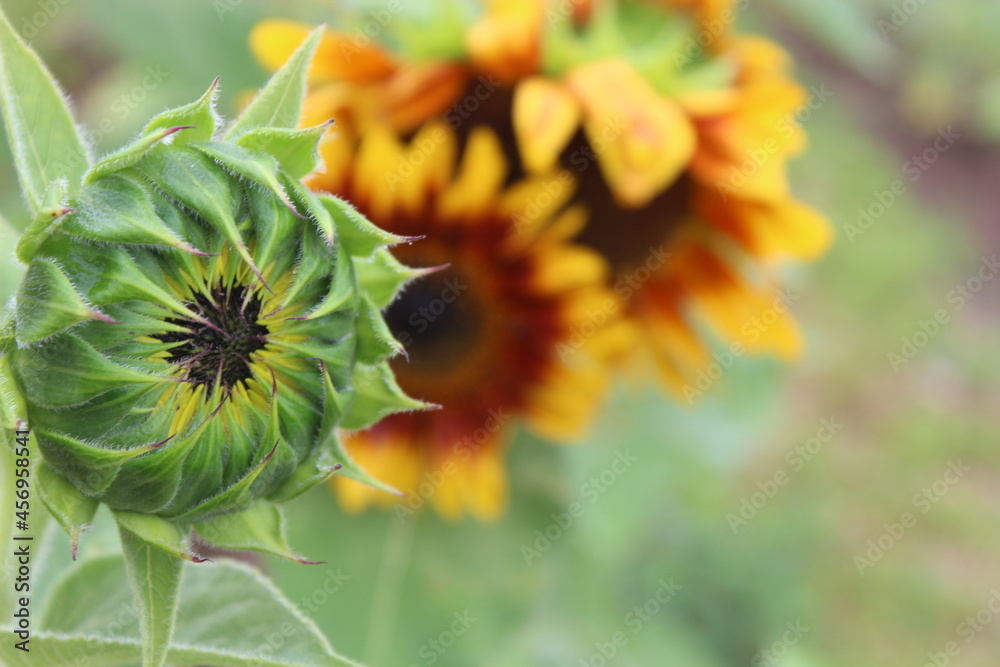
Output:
(0, 32), (422, 561)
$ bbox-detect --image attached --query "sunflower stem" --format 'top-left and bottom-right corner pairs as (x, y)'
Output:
(365, 514), (416, 665)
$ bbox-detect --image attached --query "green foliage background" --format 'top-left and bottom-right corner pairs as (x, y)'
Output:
(2, 0), (998, 665)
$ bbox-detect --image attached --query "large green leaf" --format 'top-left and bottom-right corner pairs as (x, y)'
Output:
(0, 5), (90, 217)
(0, 554), (362, 666)
(119, 525), (184, 667)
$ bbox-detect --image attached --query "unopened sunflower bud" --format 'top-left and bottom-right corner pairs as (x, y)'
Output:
(3, 65), (426, 561)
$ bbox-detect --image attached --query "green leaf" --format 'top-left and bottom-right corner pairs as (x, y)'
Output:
(225, 26), (324, 140)
(194, 502), (318, 564)
(0, 5), (90, 215)
(0, 555), (362, 666)
(119, 525), (184, 667)
(235, 122), (332, 179)
(0, 215), (24, 303)
(36, 462), (98, 559)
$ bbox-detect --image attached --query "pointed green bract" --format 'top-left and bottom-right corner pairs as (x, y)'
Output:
(194, 502), (316, 563)
(36, 462), (99, 559)
(236, 121), (331, 179)
(0, 6), (89, 216)
(119, 525), (184, 667)
(15, 258), (111, 343)
(225, 26), (324, 140)
(323, 194), (410, 258)
(15, 180), (71, 263)
(143, 77), (220, 143)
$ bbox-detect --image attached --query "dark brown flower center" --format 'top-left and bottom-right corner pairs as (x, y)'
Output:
(153, 284), (269, 391)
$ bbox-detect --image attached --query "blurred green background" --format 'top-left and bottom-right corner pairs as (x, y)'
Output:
(2, 1), (999, 665)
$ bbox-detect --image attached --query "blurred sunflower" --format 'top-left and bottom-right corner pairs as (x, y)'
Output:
(251, 0), (831, 400)
(316, 121), (627, 520)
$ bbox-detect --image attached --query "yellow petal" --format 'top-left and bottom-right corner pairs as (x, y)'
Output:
(514, 78), (582, 173)
(466, 0), (543, 83)
(438, 127), (508, 220)
(355, 125), (405, 222)
(567, 60), (697, 209)
(396, 121), (457, 216)
(529, 246), (608, 294)
(250, 20), (396, 83)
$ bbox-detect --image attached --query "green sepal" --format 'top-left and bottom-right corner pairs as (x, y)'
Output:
(0, 5), (90, 215)
(14, 333), (159, 409)
(136, 146), (264, 282)
(235, 121), (332, 179)
(354, 248), (426, 308)
(36, 462), (98, 559)
(317, 363), (402, 496)
(36, 428), (164, 496)
(341, 362), (431, 432)
(85, 126), (196, 183)
(283, 174), (335, 245)
(118, 523), (184, 667)
(191, 141), (300, 214)
(0, 352), (24, 430)
(14, 258), (112, 343)
(143, 76), (220, 143)
(112, 510), (204, 562)
(301, 239), (356, 320)
(62, 175), (205, 254)
(266, 446), (342, 503)
(15, 180), (72, 264)
(356, 293), (404, 364)
(194, 502), (318, 564)
(225, 26), (324, 140)
(322, 194), (410, 258)
(172, 444), (279, 523)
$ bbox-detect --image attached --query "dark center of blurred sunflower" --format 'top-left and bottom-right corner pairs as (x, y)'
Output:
(152, 283), (269, 392)
(452, 84), (689, 276)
